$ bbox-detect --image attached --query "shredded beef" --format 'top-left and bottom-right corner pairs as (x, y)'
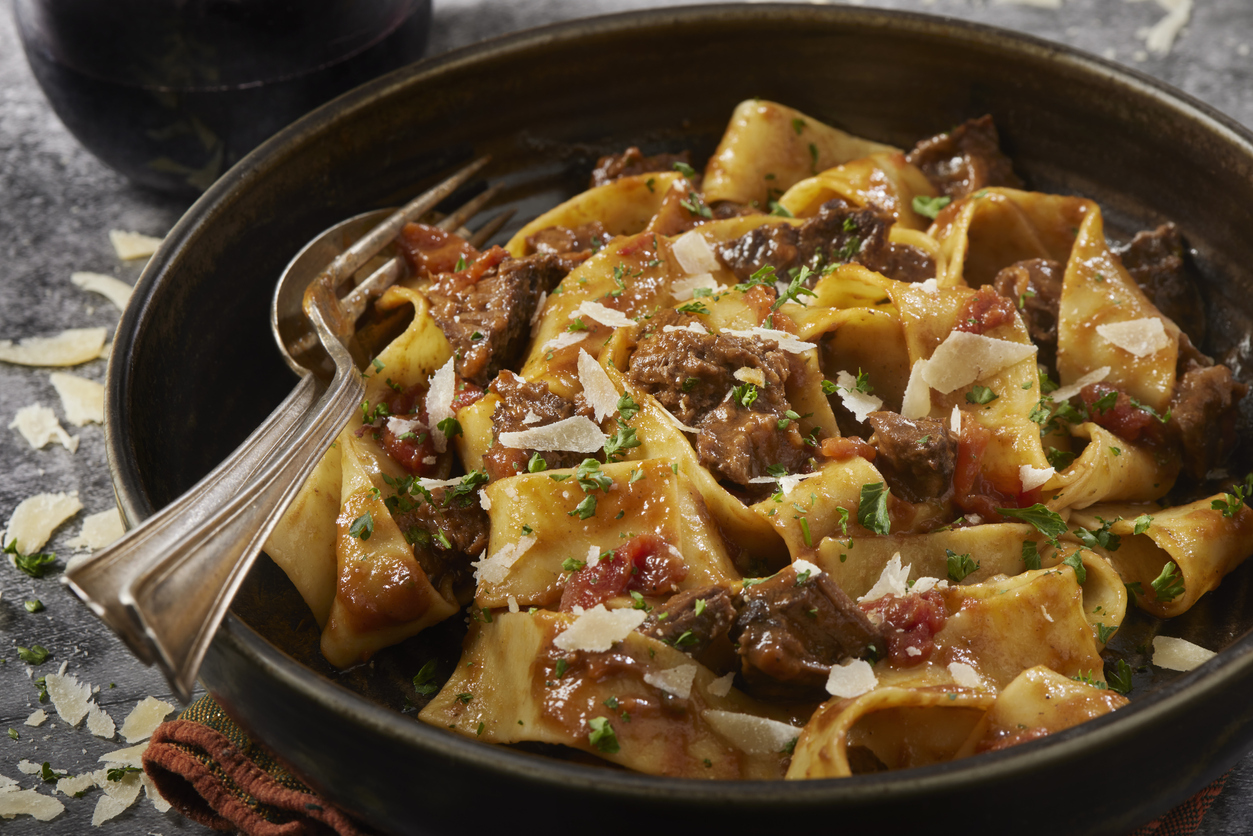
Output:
(1169, 363), (1247, 479)
(589, 146), (692, 188)
(730, 566), (883, 697)
(695, 402), (810, 487)
(391, 486), (489, 606)
(715, 199), (934, 284)
(640, 585), (737, 656)
(992, 258), (1064, 370)
(526, 222), (612, 256)
(1117, 223), (1207, 345)
(865, 412), (957, 503)
(482, 371), (592, 481)
(427, 252), (576, 386)
(906, 115), (1023, 199)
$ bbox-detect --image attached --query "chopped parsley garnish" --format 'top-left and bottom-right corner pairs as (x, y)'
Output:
(562, 557), (586, 573)
(23, 600), (43, 614)
(567, 317), (589, 332)
(1096, 623), (1117, 645)
(676, 300), (710, 315)
(4, 540), (57, 578)
(617, 392), (641, 423)
(1107, 658), (1134, 695)
(1090, 390), (1118, 414)
(734, 264), (778, 294)
(857, 482), (891, 536)
(733, 383), (759, 408)
(1073, 517), (1121, 552)
(6, 729), (16, 741)
(604, 425), (640, 461)
(569, 495), (597, 520)
(1021, 540), (1041, 571)
(946, 549), (979, 582)
(106, 765), (142, 782)
(672, 161), (697, 179)
(348, 512), (374, 541)
(995, 504), (1067, 545)
(555, 659), (569, 678)
(1129, 396), (1171, 423)
(1062, 552), (1087, 584)
(527, 452), (548, 473)
(911, 194), (952, 220)
(680, 191), (712, 219)
(454, 254), (468, 272)
(965, 385), (998, 405)
(588, 716), (620, 753)
(19, 645), (50, 666)
(1132, 514), (1153, 535)
(1151, 561), (1185, 602)
(412, 660), (441, 697)
(772, 266), (817, 311)
(791, 117), (806, 134)
(768, 200), (794, 218)
(437, 417), (463, 439)
(40, 762), (68, 783)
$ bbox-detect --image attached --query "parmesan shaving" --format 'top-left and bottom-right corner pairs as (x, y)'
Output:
(141, 773), (171, 812)
(4, 490), (82, 553)
(950, 404), (962, 435)
(507, 595), (520, 613)
(671, 231), (722, 275)
(702, 710), (801, 755)
(1050, 366), (1111, 403)
(660, 407), (700, 434)
(98, 742), (148, 767)
(747, 470), (821, 496)
(733, 366), (766, 387)
(910, 577), (948, 594)
(724, 327), (816, 354)
(92, 770), (142, 824)
(835, 370), (883, 423)
(859, 553), (910, 602)
(25, 709), (47, 727)
(479, 489), (491, 511)
(119, 696), (175, 744)
(521, 410), (542, 425)
(497, 415), (606, 453)
(472, 536), (536, 585)
(9, 404), (79, 453)
(707, 671), (736, 698)
(385, 416), (424, 438)
(46, 670), (94, 726)
(1139, 0), (1192, 55)
(643, 664), (699, 700)
(541, 331), (589, 352)
(921, 331), (1037, 394)
(553, 604), (647, 652)
(70, 272), (133, 310)
(948, 661), (985, 689)
(662, 322), (708, 334)
(899, 360), (931, 420)
(108, 229), (162, 260)
(1152, 635), (1216, 671)
(86, 704), (116, 739)
(792, 558), (823, 579)
(425, 357), (457, 452)
(1019, 464), (1055, 491)
(49, 372), (105, 426)
(585, 544), (602, 569)
(0, 327), (107, 367)
(1096, 317), (1171, 358)
(0, 789), (65, 821)
(918, 278), (940, 294)
(1040, 604), (1054, 623)
(670, 273), (723, 301)
(825, 659), (878, 698)
(577, 349), (619, 422)
(56, 773), (96, 798)
(18, 760), (41, 774)
(571, 300), (635, 329)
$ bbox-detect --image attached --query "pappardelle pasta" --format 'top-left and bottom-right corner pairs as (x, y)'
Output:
(267, 100), (1253, 779)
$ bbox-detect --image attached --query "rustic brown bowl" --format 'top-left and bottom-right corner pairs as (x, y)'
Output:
(106, 5), (1253, 834)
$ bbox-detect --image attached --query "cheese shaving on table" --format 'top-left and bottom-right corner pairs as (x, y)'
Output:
(671, 230), (722, 274)
(86, 704), (116, 738)
(733, 366), (766, 387)
(662, 322), (708, 334)
(56, 772), (96, 798)
(553, 604), (647, 652)
(98, 742), (148, 767)
(0, 327), (107, 367)
(92, 769), (142, 824)
(49, 372), (104, 425)
(3, 490), (82, 553)
(25, 709), (48, 726)
(948, 662), (985, 689)
(835, 370), (883, 423)
(577, 349), (619, 421)
(1050, 366), (1111, 403)
(0, 789), (65, 821)
(119, 696), (175, 743)
(724, 326), (816, 354)
(70, 271), (133, 310)
(707, 671), (736, 698)
(497, 415), (606, 453)
(826, 659), (877, 698)
(702, 710), (801, 754)
(1152, 635), (1216, 671)
(424, 357), (457, 452)
(1020, 465), (1055, 491)
(644, 664), (699, 700)
(859, 553), (911, 602)
(571, 300), (635, 329)
(542, 331), (589, 352)
(1095, 317), (1171, 357)
(921, 331), (1037, 394)
(899, 359), (931, 420)
(1139, 0), (1192, 56)
(670, 273), (723, 301)
(472, 536), (537, 585)
(9, 404), (79, 453)
(46, 670), (94, 725)
(108, 229), (162, 260)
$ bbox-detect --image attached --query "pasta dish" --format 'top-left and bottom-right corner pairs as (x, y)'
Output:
(265, 101), (1253, 779)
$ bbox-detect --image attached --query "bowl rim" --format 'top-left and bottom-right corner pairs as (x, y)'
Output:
(105, 0), (1253, 816)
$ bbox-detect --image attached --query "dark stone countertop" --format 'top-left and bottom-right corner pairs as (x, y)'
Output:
(1, 1), (1251, 833)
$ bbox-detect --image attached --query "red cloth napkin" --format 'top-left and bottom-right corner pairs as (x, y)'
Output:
(143, 696), (1227, 836)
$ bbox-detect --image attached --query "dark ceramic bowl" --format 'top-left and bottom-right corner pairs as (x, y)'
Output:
(107, 5), (1253, 835)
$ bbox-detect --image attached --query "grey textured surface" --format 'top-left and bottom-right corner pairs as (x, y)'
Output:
(1, 0), (1252, 833)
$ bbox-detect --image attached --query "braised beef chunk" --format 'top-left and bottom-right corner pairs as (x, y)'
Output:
(1117, 223), (1207, 344)
(526, 222), (612, 256)
(709, 200), (763, 220)
(626, 327), (809, 485)
(590, 146), (692, 188)
(715, 199), (935, 285)
(1169, 364), (1248, 479)
(865, 412), (957, 503)
(731, 566), (883, 697)
(906, 115), (1023, 199)
(391, 486), (489, 606)
(481, 371), (592, 480)
(992, 258), (1064, 370)
(640, 585), (737, 656)
(398, 222), (479, 280)
(427, 252), (573, 386)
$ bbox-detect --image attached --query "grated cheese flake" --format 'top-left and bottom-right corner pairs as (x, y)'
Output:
(748, 470), (821, 496)
(922, 331), (1037, 394)
(479, 489), (491, 511)
(521, 410), (542, 425)
(792, 558), (823, 579)
(424, 357), (457, 453)
(948, 661), (985, 688)
(859, 553), (911, 602)
(724, 326), (816, 354)
(835, 370), (883, 423)
(9, 404), (79, 453)
(826, 659), (878, 698)
(498, 415), (606, 453)
(1050, 366), (1111, 403)
(571, 300), (635, 329)
(25, 709), (47, 727)
(1095, 317), (1171, 358)
(707, 671), (736, 698)
(4, 490), (82, 554)
(46, 670), (94, 726)
(0, 327), (107, 367)
(1020, 464), (1055, 491)
(97, 742), (148, 768)
(585, 544), (602, 569)
(56, 772), (96, 798)
(385, 416), (423, 438)
(950, 404), (962, 435)
(472, 536), (537, 585)
(108, 229), (162, 260)
(553, 604), (647, 652)
(643, 664), (699, 700)
(0, 788), (65, 821)
(507, 595), (520, 614)
(92, 769), (142, 825)
(70, 272), (133, 310)
(49, 372), (105, 426)
(1152, 635), (1216, 671)
(577, 349), (619, 422)
(899, 359), (931, 420)
(670, 273), (723, 301)
(119, 696), (175, 744)
(140, 772), (170, 813)
(86, 704), (116, 739)
(671, 231), (722, 275)
(910, 576), (948, 594)
(662, 322), (708, 335)
(733, 366), (766, 387)
(541, 331), (589, 352)
(702, 710), (801, 755)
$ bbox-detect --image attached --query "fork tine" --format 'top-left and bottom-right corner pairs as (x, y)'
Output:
(467, 208), (517, 249)
(436, 184), (502, 233)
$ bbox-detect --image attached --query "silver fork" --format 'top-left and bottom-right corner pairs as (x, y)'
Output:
(64, 157), (508, 702)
